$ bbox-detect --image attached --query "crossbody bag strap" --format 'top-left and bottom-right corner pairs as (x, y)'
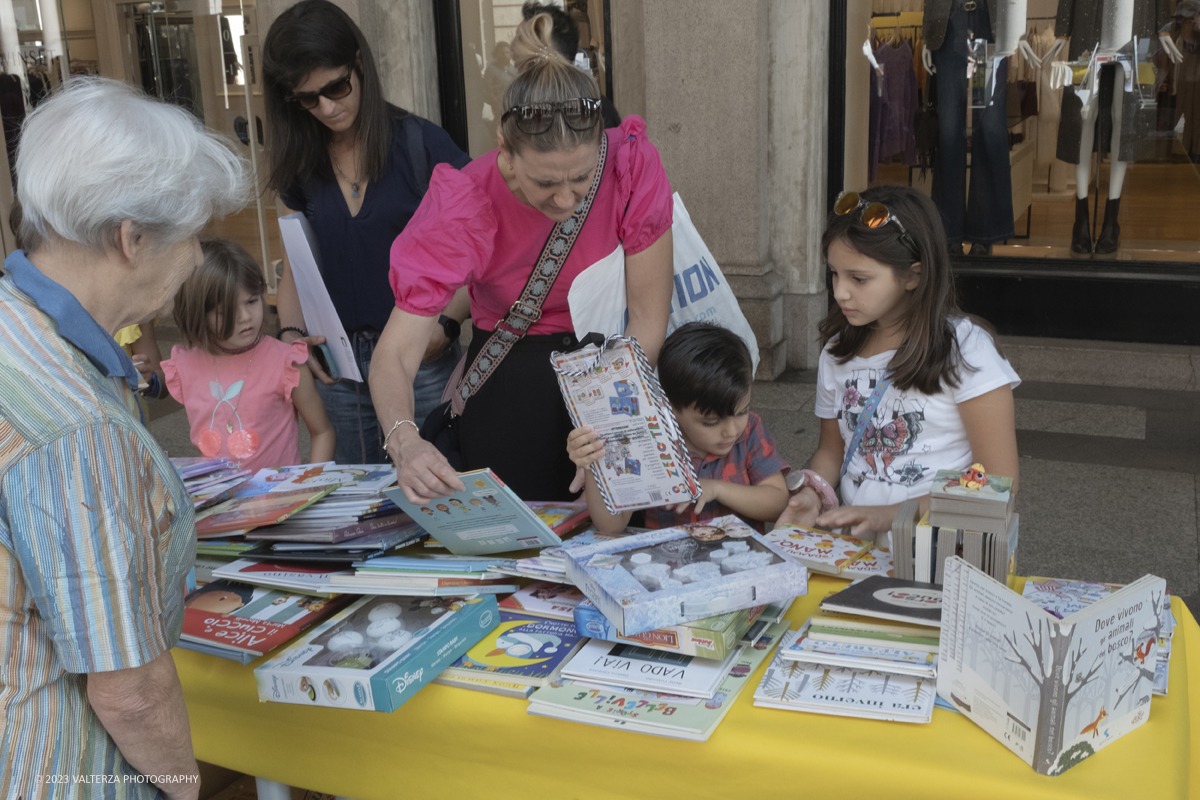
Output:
(450, 131), (609, 415)
(840, 372), (893, 482)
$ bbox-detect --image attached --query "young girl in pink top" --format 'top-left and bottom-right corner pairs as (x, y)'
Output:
(163, 239), (335, 472)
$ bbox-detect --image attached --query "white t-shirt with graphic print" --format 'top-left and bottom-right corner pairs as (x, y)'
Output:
(814, 317), (1020, 508)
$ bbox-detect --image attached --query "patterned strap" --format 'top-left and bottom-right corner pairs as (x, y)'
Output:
(450, 132), (610, 416)
(841, 373), (892, 482)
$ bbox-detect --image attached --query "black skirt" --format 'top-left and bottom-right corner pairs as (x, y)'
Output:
(458, 325), (580, 501)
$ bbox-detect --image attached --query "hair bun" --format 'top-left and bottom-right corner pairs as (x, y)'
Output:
(510, 11), (571, 73)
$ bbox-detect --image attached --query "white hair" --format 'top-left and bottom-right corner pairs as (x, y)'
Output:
(16, 77), (250, 252)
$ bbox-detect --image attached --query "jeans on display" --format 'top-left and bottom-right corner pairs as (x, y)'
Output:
(930, 6), (1014, 245)
(315, 330), (462, 465)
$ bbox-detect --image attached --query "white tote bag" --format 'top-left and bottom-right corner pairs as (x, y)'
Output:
(567, 192), (761, 373)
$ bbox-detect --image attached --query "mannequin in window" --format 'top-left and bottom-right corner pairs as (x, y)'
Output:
(921, 0), (1030, 257)
(1046, 0), (1174, 257)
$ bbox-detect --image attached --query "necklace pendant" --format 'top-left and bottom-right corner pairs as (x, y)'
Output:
(226, 421), (234, 434)
(351, 183), (360, 199)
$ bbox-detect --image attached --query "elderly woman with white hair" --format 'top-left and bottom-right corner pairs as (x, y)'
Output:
(0, 78), (246, 799)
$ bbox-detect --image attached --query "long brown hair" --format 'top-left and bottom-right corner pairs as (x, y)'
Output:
(173, 239), (266, 354)
(819, 185), (1001, 394)
(501, 12), (602, 154)
(262, 0), (395, 194)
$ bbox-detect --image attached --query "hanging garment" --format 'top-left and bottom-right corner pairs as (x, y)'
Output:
(875, 39), (919, 168)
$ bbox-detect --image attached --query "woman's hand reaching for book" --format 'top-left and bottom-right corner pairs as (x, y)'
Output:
(776, 486), (822, 529)
(390, 426), (465, 504)
(815, 502), (899, 542)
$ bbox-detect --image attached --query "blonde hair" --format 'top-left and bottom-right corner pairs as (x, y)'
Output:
(501, 12), (601, 154)
(173, 239), (266, 354)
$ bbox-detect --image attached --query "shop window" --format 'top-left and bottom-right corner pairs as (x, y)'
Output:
(846, 0), (1200, 265)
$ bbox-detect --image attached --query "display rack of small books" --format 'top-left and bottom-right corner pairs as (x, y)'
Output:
(754, 576), (942, 724)
(891, 465), (1018, 584)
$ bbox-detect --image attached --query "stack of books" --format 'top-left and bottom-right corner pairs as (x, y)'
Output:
(1021, 576), (1176, 696)
(323, 554), (520, 596)
(891, 466), (1019, 584)
(181, 466), (252, 511)
(491, 528), (637, 584)
(753, 576), (941, 723)
(763, 525), (893, 578)
(527, 621), (790, 740)
(178, 578), (353, 664)
(434, 611), (587, 698)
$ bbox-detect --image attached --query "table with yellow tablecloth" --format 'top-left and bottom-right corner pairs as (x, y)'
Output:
(174, 575), (1199, 800)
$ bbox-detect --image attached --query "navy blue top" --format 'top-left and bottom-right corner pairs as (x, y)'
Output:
(281, 111), (470, 333)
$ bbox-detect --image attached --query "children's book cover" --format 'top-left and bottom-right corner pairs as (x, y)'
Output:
(837, 546), (894, 578)
(195, 485), (338, 537)
(527, 501), (591, 535)
(938, 557), (1167, 775)
(441, 612), (585, 686)
(819, 575), (943, 627)
(762, 526), (873, 575)
(560, 637), (741, 699)
(180, 579), (353, 657)
(754, 630), (935, 723)
(551, 336), (700, 514)
(928, 465), (1013, 504)
(383, 469), (563, 555)
(260, 463), (397, 496)
(211, 559), (353, 596)
(527, 621), (788, 741)
(499, 582), (586, 621)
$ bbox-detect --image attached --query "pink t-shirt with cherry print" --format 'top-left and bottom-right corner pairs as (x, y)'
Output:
(162, 337), (309, 473)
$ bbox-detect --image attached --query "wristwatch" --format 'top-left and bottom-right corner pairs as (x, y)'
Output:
(438, 315), (461, 342)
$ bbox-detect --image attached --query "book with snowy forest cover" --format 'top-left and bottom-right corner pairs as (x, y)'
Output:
(938, 556), (1167, 776)
(753, 629), (935, 722)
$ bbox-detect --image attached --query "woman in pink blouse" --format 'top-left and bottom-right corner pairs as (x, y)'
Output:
(372, 11), (674, 503)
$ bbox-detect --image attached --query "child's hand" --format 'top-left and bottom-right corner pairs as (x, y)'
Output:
(816, 503), (898, 543)
(776, 487), (821, 529)
(672, 478), (721, 515)
(566, 426), (606, 468)
(131, 355), (154, 380)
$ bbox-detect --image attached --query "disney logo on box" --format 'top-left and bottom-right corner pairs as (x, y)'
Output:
(390, 668), (425, 695)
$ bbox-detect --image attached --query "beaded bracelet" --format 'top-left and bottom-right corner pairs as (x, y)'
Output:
(278, 326), (308, 340)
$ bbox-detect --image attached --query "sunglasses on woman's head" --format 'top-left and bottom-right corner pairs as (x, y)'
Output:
(501, 98), (602, 135)
(288, 69), (354, 110)
(834, 191), (920, 260)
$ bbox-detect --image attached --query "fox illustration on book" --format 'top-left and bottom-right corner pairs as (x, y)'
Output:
(1079, 707), (1107, 738)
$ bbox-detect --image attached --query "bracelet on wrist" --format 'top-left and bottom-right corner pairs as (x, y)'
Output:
(278, 326), (308, 340)
(382, 419), (420, 453)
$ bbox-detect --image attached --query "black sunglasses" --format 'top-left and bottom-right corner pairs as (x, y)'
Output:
(288, 69), (354, 110)
(834, 191), (920, 259)
(501, 98), (602, 135)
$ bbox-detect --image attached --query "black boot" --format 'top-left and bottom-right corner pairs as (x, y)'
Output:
(1094, 198), (1121, 256)
(948, 241), (964, 257)
(1070, 196), (1092, 258)
(968, 242), (992, 256)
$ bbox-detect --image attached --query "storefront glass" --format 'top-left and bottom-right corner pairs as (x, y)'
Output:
(454, 0), (611, 158)
(0, 0), (277, 289)
(849, 0), (1200, 264)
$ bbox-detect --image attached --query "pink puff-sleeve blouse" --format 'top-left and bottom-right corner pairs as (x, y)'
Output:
(162, 337), (309, 474)
(388, 115), (673, 334)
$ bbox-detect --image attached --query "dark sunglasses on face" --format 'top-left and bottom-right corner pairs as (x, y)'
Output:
(501, 98), (603, 135)
(834, 191), (921, 260)
(288, 69), (354, 110)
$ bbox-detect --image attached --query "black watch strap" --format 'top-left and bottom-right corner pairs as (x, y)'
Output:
(438, 314), (461, 341)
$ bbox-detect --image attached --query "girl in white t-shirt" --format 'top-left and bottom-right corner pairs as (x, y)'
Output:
(779, 186), (1020, 540)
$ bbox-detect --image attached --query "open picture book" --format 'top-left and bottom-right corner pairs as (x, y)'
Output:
(938, 556), (1167, 776)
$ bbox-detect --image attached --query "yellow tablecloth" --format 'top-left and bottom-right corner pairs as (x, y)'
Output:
(175, 576), (1198, 800)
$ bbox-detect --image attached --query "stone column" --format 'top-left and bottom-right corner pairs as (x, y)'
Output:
(637, 0), (829, 378)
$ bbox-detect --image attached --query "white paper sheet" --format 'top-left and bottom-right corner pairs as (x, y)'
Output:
(278, 212), (362, 382)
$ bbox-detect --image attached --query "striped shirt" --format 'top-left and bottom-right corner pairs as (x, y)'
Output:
(0, 251), (195, 799)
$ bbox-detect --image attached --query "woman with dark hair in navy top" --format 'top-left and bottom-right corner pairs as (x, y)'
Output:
(263, 0), (470, 464)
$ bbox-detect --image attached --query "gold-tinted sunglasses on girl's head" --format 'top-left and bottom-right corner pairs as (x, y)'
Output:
(834, 191), (921, 259)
